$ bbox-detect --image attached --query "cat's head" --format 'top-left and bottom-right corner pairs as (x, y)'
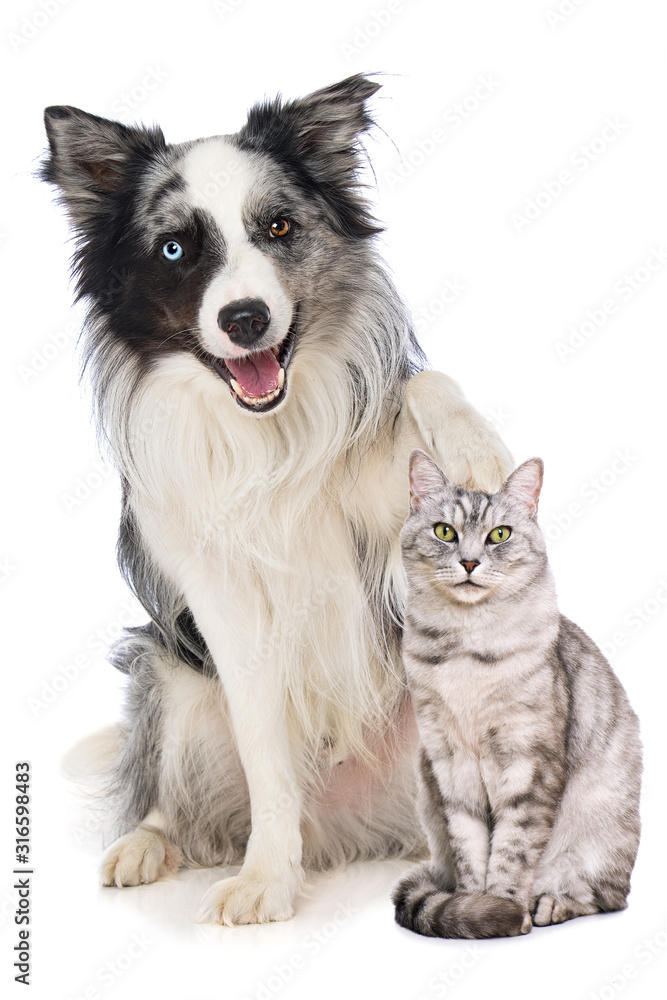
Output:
(401, 451), (547, 605)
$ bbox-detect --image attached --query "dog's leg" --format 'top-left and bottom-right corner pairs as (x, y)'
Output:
(190, 600), (304, 925)
(400, 370), (514, 493)
(196, 679), (303, 924)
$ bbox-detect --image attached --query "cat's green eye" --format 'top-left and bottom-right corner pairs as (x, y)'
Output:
(487, 526), (512, 545)
(434, 523), (457, 542)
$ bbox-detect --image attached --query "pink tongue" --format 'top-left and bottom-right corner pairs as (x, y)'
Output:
(225, 349), (280, 397)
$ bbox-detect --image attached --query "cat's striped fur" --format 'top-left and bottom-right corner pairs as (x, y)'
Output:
(393, 452), (642, 938)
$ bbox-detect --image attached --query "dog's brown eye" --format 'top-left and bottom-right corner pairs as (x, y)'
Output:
(269, 218), (291, 239)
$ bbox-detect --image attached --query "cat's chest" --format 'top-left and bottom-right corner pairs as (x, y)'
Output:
(407, 649), (539, 755)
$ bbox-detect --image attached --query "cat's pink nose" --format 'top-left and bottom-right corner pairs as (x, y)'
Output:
(460, 560), (480, 574)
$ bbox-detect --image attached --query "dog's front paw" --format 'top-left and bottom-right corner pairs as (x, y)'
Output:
(100, 827), (182, 887)
(197, 868), (302, 925)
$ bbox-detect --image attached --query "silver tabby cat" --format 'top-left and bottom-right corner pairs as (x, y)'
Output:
(393, 450), (642, 938)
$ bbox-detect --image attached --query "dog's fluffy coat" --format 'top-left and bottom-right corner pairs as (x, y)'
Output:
(43, 76), (513, 924)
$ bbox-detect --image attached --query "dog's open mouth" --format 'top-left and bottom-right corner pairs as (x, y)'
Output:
(210, 314), (297, 414)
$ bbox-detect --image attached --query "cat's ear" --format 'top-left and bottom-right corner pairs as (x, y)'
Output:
(503, 458), (544, 517)
(408, 450), (450, 510)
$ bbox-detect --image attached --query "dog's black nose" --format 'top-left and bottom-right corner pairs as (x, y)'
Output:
(218, 299), (271, 347)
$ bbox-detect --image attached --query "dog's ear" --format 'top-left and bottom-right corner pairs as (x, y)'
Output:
(42, 106), (166, 226)
(238, 75), (383, 239)
(281, 74), (381, 164)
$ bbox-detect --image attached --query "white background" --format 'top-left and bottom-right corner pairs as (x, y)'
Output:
(2, 0), (666, 998)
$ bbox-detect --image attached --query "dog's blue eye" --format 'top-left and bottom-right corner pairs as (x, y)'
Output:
(162, 240), (183, 261)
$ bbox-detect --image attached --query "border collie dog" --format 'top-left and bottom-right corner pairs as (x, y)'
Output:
(43, 75), (512, 924)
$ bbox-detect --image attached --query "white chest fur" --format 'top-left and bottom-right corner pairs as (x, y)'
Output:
(121, 355), (414, 764)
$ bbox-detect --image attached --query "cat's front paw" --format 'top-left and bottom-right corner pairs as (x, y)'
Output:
(531, 893), (599, 926)
(197, 867), (303, 926)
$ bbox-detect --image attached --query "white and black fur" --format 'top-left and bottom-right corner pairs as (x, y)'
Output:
(42, 76), (513, 924)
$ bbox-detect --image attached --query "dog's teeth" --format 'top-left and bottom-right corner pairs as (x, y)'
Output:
(233, 381), (285, 407)
(271, 346), (280, 357)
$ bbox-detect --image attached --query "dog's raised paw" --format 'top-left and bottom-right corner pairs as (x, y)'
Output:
(196, 872), (297, 926)
(100, 827), (182, 888)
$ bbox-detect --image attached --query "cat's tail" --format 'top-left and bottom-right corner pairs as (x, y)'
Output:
(392, 866), (529, 939)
